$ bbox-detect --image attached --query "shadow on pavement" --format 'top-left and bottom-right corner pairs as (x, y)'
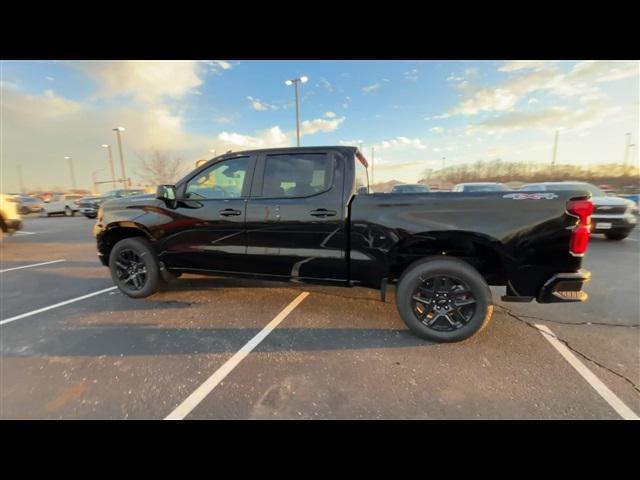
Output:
(1, 325), (432, 357)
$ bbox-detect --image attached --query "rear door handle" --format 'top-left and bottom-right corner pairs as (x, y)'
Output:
(219, 208), (242, 217)
(310, 208), (337, 217)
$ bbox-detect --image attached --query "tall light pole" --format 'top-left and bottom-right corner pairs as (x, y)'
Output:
(285, 76), (308, 147)
(623, 132), (635, 168)
(64, 156), (77, 191)
(551, 129), (559, 169)
(91, 169), (104, 194)
(113, 127), (128, 187)
(371, 147), (375, 185)
(101, 144), (117, 188)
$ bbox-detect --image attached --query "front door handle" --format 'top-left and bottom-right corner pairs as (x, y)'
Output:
(219, 208), (242, 217)
(310, 208), (337, 217)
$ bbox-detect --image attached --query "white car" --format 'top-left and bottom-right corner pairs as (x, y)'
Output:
(0, 193), (23, 241)
(42, 194), (83, 217)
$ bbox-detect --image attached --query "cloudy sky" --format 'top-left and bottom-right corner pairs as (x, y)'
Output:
(1, 60), (638, 192)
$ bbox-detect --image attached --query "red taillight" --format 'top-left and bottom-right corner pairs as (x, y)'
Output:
(567, 199), (594, 256)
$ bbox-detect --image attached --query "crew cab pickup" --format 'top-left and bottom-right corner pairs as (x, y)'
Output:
(93, 146), (594, 342)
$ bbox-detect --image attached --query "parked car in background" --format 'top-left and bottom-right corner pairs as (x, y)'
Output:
(16, 195), (44, 214)
(391, 184), (430, 193)
(41, 194), (83, 217)
(1, 193), (23, 241)
(452, 182), (510, 192)
(520, 181), (638, 240)
(79, 189), (147, 219)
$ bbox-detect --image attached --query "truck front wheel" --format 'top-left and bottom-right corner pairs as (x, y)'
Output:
(109, 237), (162, 298)
(395, 257), (493, 342)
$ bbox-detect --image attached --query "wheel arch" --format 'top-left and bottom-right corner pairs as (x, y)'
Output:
(99, 222), (156, 263)
(388, 230), (509, 286)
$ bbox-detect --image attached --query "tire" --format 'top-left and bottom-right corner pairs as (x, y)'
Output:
(605, 232), (630, 241)
(395, 257), (493, 343)
(64, 206), (73, 217)
(109, 237), (162, 298)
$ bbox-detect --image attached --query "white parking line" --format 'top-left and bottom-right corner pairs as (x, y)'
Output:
(536, 324), (639, 420)
(0, 259), (66, 273)
(165, 291), (310, 420)
(14, 231), (36, 236)
(0, 286), (117, 326)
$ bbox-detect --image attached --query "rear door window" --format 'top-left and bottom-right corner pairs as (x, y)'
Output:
(260, 153), (333, 198)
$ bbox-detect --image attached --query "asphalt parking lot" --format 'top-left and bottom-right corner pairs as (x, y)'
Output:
(1, 214), (638, 419)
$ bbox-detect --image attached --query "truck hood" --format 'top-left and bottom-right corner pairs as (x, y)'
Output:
(101, 193), (157, 208)
(590, 196), (635, 208)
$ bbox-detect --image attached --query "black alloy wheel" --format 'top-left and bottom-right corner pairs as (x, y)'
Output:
(113, 248), (148, 291)
(411, 275), (476, 331)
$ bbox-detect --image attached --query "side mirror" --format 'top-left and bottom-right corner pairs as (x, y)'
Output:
(156, 185), (177, 207)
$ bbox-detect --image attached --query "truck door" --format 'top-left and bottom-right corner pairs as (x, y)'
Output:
(160, 154), (255, 273)
(245, 150), (347, 283)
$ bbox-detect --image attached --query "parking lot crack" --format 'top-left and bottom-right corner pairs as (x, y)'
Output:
(496, 308), (639, 328)
(497, 305), (640, 395)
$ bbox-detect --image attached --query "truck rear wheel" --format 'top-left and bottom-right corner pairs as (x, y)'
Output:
(109, 237), (162, 298)
(395, 257), (493, 342)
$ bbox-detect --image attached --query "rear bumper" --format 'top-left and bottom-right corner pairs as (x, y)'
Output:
(537, 270), (591, 303)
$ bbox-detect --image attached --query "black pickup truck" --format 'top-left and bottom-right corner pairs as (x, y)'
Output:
(93, 146), (594, 342)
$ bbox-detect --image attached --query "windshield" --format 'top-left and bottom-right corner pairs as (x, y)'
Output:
(464, 184), (509, 192)
(394, 185), (429, 193)
(547, 183), (607, 196)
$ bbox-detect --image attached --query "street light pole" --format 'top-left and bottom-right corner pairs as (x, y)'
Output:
(551, 129), (559, 169)
(623, 132), (635, 167)
(102, 144), (117, 188)
(285, 76), (308, 147)
(371, 147), (375, 185)
(113, 127), (128, 187)
(64, 156), (77, 191)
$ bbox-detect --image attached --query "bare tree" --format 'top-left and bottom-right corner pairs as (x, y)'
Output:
(136, 150), (186, 186)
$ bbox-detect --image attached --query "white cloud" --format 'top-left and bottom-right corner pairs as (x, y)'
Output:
(204, 60), (233, 72)
(568, 60), (638, 83)
(76, 60), (204, 103)
(318, 77), (333, 92)
(527, 97), (539, 105)
(452, 88), (519, 116)
(246, 96), (276, 111)
(362, 82), (381, 93)
(404, 69), (419, 81)
(430, 126), (445, 134)
(301, 116), (345, 135)
(467, 96), (622, 134)
(325, 111), (336, 118)
(498, 60), (557, 72)
(45, 76), (55, 81)
(2, 85), (216, 190)
(375, 136), (427, 151)
(218, 126), (290, 149)
(0, 80), (19, 90)
(440, 60), (638, 120)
